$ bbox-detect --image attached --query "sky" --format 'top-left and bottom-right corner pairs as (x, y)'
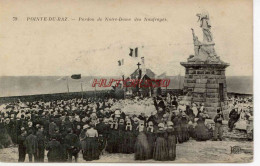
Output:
(0, 0), (253, 77)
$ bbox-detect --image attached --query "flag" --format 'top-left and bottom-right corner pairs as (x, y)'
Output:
(135, 47), (138, 57)
(118, 59), (124, 66)
(71, 74), (81, 79)
(129, 48), (133, 57)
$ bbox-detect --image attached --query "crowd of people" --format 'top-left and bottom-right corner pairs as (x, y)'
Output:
(227, 97), (253, 134)
(0, 94), (253, 162)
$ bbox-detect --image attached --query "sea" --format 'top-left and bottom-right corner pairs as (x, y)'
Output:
(0, 76), (253, 97)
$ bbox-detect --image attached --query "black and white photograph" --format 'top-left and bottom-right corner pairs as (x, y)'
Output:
(0, 0), (254, 163)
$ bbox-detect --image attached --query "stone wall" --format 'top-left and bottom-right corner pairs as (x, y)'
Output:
(181, 63), (229, 116)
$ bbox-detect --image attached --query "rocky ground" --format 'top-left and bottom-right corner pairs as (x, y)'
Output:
(0, 138), (253, 163)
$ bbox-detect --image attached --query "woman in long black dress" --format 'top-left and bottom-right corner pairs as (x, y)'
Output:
(180, 112), (189, 142)
(172, 114), (182, 143)
(166, 121), (176, 161)
(105, 118), (113, 153)
(122, 119), (135, 154)
(153, 123), (168, 161)
(194, 113), (211, 141)
(106, 118), (119, 153)
(0, 118), (12, 148)
(146, 121), (156, 159)
(83, 124), (100, 161)
(118, 118), (125, 153)
(134, 121), (150, 160)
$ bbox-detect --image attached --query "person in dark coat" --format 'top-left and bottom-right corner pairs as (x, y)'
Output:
(17, 130), (27, 162)
(185, 105), (195, 122)
(171, 97), (178, 109)
(42, 116), (50, 139)
(138, 113), (147, 124)
(73, 124), (82, 137)
(36, 126), (46, 162)
(180, 112), (189, 142)
(118, 118), (125, 153)
(9, 114), (18, 144)
(148, 112), (158, 126)
(122, 119), (135, 154)
(134, 122), (150, 160)
(213, 109), (224, 141)
(54, 127), (68, 162)
(26, 121), (36, 136)
(24, 130), (38, 162)
(194, 113), (211, 141)
(146, 121), (156, 159)
(4, 118), (14, 144)
(228, 107), (239, 131)
(166, 121), (176, 161)
(63, 117), (73, 132)
(46, 135), (62, 162)
(0, 118), (12, 148)
(153, 97), (158, 110)
(153, 123), (168, 161)
(64, 128), (80, 162)
(49, 119), (57, 137)
(172, 114), (182, 143)
(95, 119), (106, 154)
(106, 119), (119, 153)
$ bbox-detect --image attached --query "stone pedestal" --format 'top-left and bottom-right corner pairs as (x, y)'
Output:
(180, 11), (231, 117)
(180, 61), (229, 116)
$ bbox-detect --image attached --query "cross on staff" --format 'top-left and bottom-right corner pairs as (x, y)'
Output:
(137, 62), (141, 69)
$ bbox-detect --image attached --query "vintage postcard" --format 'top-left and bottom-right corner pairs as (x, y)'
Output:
(0, 0), (253, 163)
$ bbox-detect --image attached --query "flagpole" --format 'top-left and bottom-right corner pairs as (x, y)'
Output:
(94, 85), (97, 99)
(122, 75), (125, 99)
(66, 76), (70, 94)
(165, 81), (167, 97)
(178, 70), (181, 90)
(81, 82), (83, 99)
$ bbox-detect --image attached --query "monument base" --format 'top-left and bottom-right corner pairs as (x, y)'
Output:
(180, 61), (230, 117)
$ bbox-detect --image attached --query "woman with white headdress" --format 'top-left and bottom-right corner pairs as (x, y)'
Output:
(146, 121), (156, 159)
(106, 118), (119, 153)
(153, 123), (168, 161)
(122, 118), (135, 154)
(134, 120), (150, 160)
(234, 109), (248, 130)
(166, 121), (176, 161)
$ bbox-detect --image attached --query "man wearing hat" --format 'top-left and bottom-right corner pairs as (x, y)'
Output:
(64, 128), (80, 162)
(24, 130), (38, 162)
(46, 135), (62, 162)
(36, 126), (45, 162)
(17, 130), (27, 162)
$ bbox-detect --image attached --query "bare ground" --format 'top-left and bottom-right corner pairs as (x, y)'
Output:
(0, 139), (253, 163)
